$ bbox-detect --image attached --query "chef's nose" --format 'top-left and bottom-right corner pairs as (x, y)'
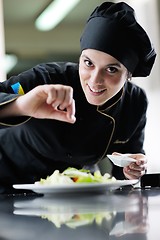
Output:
(90, 69), (104, 84)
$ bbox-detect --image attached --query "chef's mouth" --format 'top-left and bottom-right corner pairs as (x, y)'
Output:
(88, 84), (106, 94)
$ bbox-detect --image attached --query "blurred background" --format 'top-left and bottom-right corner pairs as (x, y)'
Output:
(1, 0), (160, 173)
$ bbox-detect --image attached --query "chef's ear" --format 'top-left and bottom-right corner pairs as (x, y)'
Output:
(127, 71), (132, 81)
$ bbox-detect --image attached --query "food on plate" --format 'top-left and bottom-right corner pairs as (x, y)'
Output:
(37, 167), (116, 185)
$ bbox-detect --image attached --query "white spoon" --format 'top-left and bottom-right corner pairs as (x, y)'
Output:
(107, 154), (137, 167)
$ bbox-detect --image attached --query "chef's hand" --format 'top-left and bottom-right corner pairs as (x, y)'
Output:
(113, 152), (147, 180)
(12, 84), (76, 123)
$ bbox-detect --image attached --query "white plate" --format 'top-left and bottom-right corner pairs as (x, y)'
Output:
(107, 154), (137, 167)
(13, 179), (138, 194)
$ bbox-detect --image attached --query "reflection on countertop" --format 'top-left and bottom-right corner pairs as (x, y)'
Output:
(0, 188), (160, 240)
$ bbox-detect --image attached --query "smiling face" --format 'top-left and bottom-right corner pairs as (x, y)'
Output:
(79, 49), (128, 106)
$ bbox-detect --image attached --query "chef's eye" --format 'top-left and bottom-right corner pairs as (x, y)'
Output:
(107, 66), (118, 73)
(84, 59), (93, 67)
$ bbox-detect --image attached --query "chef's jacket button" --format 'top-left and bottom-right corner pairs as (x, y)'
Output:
(67, 153), (72, 159)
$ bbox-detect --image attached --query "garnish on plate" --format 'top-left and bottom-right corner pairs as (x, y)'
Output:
(37, 167), (116, 185)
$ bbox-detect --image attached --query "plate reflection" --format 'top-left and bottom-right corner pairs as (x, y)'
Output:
(11, 190), (149, 239)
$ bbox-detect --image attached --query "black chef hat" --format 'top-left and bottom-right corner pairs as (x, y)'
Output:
(80, 1), (156, 77)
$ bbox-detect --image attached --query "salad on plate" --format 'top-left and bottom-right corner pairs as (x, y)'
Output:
(37, 167), (116, 185)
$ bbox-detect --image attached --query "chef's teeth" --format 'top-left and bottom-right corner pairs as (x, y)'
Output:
(90, 87), (104, 92)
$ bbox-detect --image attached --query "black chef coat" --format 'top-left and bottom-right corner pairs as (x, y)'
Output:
(0, 62), (148, 192)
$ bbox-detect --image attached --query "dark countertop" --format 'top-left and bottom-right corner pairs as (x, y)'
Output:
(0, 186), (159, 240)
